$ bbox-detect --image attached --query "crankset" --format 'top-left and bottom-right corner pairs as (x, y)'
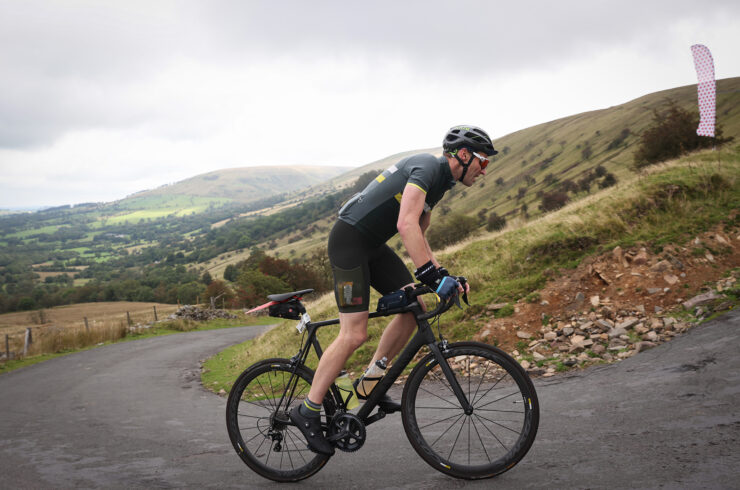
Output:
(327, 412), (366, 452)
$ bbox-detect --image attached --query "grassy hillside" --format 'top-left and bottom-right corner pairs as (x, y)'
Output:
(202, 146), (740, 394)
(252, 77), (740, 262)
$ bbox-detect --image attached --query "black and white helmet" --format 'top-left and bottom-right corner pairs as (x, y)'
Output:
(443, 125), (498, 156)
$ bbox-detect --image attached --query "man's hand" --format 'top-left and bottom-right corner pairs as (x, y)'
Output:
(435, 275), (460, 301)
(414, 261), (466, 300)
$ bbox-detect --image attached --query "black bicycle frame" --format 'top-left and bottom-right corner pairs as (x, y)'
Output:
(292, 298), (473, 424)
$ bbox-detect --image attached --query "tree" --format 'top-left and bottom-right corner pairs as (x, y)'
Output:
(201, 270), (213, 285)
(599, 173), (618, 189)
(633, 100), (732, 169)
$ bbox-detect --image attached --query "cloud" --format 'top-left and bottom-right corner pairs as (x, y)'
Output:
(0, 1), (739, 207)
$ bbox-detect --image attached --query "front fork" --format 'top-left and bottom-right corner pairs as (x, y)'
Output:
(428, 341), (473, 414)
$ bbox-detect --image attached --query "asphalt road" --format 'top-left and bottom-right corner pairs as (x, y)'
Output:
(1, 311), (739, 489)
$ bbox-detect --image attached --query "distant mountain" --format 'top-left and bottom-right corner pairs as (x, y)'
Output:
(131, 165), (351, 204)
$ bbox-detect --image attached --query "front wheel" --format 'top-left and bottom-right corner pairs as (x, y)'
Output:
(401, 342), (539, 480)
(225, 358), (336, 482)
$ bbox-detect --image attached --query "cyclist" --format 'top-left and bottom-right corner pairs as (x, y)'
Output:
(290, 125), (497, 455)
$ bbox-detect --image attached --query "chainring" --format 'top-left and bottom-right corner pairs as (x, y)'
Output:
(328, 412), (366, 452)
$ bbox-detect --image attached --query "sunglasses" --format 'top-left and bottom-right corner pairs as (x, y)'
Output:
(472, 151), (489, 169)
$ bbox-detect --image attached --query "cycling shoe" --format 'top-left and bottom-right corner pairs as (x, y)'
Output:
(289, 405), (335, 456)
(353, 379), (402, 414)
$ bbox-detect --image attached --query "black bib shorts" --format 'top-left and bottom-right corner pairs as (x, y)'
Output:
(328, 219), (413, 313)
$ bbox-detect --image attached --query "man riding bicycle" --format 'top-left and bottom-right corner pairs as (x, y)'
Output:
(290, 125), (497, 455)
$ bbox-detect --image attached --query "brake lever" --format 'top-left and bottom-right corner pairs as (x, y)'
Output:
(456, 275), (470, 306)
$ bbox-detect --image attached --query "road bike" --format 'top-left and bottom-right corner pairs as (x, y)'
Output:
(225, 282), (539, 482)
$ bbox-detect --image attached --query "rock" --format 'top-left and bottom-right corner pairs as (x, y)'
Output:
(592, 344), (606, 355)
(570, 334), (586, 344)
(520, 360), (531, 370)
(171, 305), (238, 321)
(532, 351), (546, 361)
(705, 252), (715, 262)
(546, 367), (556, 374)
(654, 305), (664, 314)
(575, 292), (585, 302)
(608, 338), (627, 349)
(563, 359), (577, 367)
(590, 295), (600, 307)
(563, 326), (575, 337)
(618, 350), (635, 359)
(650, 318), (664, 330)
(577, 352), (591, 362)
(663, 274), (679, 285)
(488, 302), (509, 311)
(540, 300), (550, 306)
(634, 323), (649, 334)
(595, 319), (614, 331)
(650, 260), (672, 272)
(632, 248), (649, 265)
(647, 288), (663, 295)
(715, 234), (729, 245)
(663, 317), (676, 327)
(682, 291), (722, 310)
(635, 341), (657, 353)
(218, 389), (227, 395)
(643, 331), (659, 342)
(635, 304), (645, 314)
(516, 331), (533, 339)
(616, 317), (640, 330)
(480, 329), (491, 338)
(544, 332), (558, 341)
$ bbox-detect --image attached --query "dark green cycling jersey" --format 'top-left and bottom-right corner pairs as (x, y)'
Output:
(338, 154), (456, 247)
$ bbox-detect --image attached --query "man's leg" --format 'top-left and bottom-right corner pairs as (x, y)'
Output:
(371, 311), (416, 364)
(307, 311), (369, 404)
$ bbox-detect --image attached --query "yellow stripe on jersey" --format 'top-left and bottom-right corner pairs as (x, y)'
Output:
(394, 193), (403, 203)
(407, 183), (427, 194)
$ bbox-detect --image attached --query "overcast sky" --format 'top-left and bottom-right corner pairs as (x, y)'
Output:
(1, 1), (738, 208)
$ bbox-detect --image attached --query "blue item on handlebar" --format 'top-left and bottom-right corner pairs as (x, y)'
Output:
(377, 289), (409, 312)
(435, 276), (459, 301)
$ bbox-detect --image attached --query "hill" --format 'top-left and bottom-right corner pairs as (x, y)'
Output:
(131, 165), (350, 205)
(1, 77), (739, 314)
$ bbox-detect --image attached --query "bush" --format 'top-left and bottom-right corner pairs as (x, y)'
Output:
(633, 101), (732, 168)
(486, 213), (506, 232)
(539, 192), (569, 212)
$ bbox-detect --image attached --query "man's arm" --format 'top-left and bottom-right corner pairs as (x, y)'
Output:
(397, 184), (432, 268)
(418, 209), (439, 267)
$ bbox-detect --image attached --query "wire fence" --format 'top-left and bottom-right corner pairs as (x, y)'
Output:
(1, 305), (177, 362)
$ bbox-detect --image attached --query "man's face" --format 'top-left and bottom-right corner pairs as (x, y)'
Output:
(461, 149), (489, 187)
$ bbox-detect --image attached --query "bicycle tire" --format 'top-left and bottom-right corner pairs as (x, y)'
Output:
(401, 342), (539, 480)
(225, 358), (336, 482)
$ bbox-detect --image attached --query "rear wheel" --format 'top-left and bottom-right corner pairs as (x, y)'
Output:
(225, 358), (335, 482)
(402, 342), (539, 480)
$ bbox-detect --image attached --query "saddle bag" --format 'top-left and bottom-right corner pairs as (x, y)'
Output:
(269, 300), (305, 320)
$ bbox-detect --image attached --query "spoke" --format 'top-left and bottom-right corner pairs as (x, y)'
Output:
(467, 415), (471, 465)
(427, 365), (455, 396)
(243, 430), (266, 445)
(268, 371), (278, 409)
(255, 377), (277, 412)
(474, 407), (525, 414)
(242, 398), (273, 413)
(473, 413), (510, 451)
(285, 429), (309, 465)
(471, 416), (492, 463)
(447, 414), (467, 461)
(419, 412), (466, 430)
(472, 371), (510, 406)
(475, 390), (522, 411)
(417, 385), (461, 409)
(430, 413), (464, 448)
(475, 412), (522, 435)
(254, 433), (268, 460)
(472, 359), (493, 405)
(467, 357), (471, 409)
(414, 406), (467, 410)
(237, 413), (270, 420)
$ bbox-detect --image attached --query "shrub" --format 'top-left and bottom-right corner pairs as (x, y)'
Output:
(633, 100), (732, 168)
(539, 192), (569, 212)
(486, 213), (506, 232)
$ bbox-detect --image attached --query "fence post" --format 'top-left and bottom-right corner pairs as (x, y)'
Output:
(5, 334), (9, 361)
(126, 312), (132, 327)
(84, 317), (90, 332)
(153, 306), (158, 321)
(23, 328), (32, 356)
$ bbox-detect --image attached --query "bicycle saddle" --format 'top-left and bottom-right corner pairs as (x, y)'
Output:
(267, 289), (314, 302)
